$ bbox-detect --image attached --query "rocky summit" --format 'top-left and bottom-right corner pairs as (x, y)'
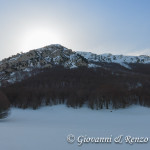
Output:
(0, 44), (88, 85)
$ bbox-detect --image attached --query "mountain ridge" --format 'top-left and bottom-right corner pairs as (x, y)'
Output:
(0, 44), (150, 86)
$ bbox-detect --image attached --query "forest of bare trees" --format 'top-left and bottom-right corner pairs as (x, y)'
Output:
(0, 90), (10, 118)
(1, 65), (150, 110)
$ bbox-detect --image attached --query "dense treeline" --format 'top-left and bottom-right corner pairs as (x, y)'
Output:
(130, 63), (150, 75)
(0, 91), (10, 118)
(1, 66), (150, 110)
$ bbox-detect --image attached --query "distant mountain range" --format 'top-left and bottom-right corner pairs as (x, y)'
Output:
(0, 44), (150, 86)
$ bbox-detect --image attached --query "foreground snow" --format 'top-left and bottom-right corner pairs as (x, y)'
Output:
(0, 105), (150, 150)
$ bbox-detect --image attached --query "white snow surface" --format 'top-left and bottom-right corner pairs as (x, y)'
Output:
(77, 51), (150, 63)
(0, 105), (150, 150)
(77, 51), (150, 69)
(88, 63), (101, 68)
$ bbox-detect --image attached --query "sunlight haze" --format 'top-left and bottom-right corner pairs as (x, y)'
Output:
(0, 0), (150, 60)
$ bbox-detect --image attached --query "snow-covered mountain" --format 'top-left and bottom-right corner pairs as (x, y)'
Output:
(0, 44), (150, 85)
(0, 44), (87, 72)
(77, 51), (150, 69)
(0, 44), (87, 85)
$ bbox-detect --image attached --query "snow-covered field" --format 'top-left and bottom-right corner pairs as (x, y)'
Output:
(0, 105), (150, 150)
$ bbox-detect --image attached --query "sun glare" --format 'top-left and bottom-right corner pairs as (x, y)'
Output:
(20, 27), (62, 52)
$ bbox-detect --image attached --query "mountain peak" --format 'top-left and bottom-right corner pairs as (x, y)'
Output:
(0, 44), (88, 85)
(36, 44), (69, 52)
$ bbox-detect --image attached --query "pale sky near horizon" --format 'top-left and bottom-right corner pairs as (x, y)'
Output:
(0, 0), (150, 60)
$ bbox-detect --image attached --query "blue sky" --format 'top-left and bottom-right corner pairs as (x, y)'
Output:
(0, 0), (150, 60)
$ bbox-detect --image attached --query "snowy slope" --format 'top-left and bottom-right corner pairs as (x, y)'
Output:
(0, 105), (150, 150)
(77, 51), (150, 69)
(77, 51), (150, 64)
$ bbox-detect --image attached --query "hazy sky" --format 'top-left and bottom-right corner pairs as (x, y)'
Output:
(0, 0), (150, 60)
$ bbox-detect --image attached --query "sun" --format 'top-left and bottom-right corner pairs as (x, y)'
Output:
(20, 27), (62, 52)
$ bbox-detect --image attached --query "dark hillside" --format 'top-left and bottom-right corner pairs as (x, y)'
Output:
(1, 66), (150, 109)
